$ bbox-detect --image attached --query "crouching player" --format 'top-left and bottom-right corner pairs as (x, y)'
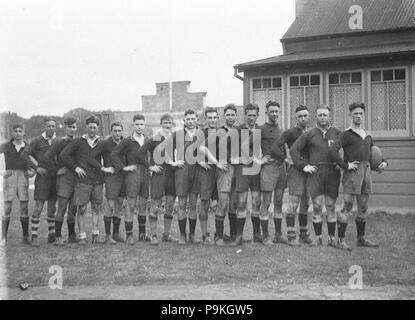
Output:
(291, 105), (341, 247)
(136, 113), (177, 245)
(0, 123), (32, 246)
(43, 117), (79, 245)
(329, 102), (387, 250)
(88, 121), (126, 244)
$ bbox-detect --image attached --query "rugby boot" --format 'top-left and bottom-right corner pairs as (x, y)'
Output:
(337, 238), (352, 251)
(273, 233), (289, 245)
(112, 233), (125, 243)
(357, 237), (379, 248)
(299, 233), (313, 245)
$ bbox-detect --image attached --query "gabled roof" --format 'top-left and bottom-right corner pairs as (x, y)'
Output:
(282, 0), (415, 41)
(235, 42), (415, 70)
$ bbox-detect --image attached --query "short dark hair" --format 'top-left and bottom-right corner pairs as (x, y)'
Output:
(85, 114), (100, 126)
(316, 104), (331, 112)
(295, 105), (308, 113)
(265, 101), (280, 109)
(133, 114), (145, 122)
(63, 117), (77, 126)
(224, 104), (237, 114)
(184, 108), (197, 117)
(244, 103), (259, 114)
(12, 123), (24, 130)
(110, 121), (123, 131)
(349, 102), (366, 112)
(43, 117), (56, 124)
(160, 113), (174, 124)
(204, 107), (218, 117)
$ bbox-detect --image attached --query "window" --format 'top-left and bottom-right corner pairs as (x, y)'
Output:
(252, 77), (283, 126)
(328, 71), (363, 130)
(370, 68), (407, 135)
(289, 74), (321, 127)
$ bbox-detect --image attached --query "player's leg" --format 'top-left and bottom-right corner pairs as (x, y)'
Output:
(325, 195), (337, 247)
(311, 195), (324, 245)
(215, 191), (228, 246)
(103, 199), (117, 244)
(149, 197), (163, 245)
(337, 193), (354, 251)
(46, 198), (57, 243)
(16, 170), (30, 244)
(298, 195), (310, 241)
(0, 201), (12, 246)
(188, 192), (199, 244)
(90, 184), (103, 243)
(137, 195), (149, 241)
(177, 195), (188, 244)
(356, 193), (377, 247)
(55, 196), (69, 246)
(199, 199), (211, 244)
(163, 195), (177, 242)
(125, 197), (136, 245)
(77, 204), (87, 245)
(30, 200), (45, 247)
(198, 167), (214, 244)
(66, 196), (78, 243)
(112, 197), (124, 242)
(232, 191), (247, 246)
(251, 190), (262, 242)
(259, 191), (272, 243)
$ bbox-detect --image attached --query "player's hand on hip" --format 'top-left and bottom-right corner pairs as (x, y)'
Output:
(123, 165), (137, 172)
(303, 165), (317, 174)
(2, 170), (12, 178)
(199, 162), (211, 170)
(102, 167), (115, 174)
(75, 166), (87, 178)
(56, 167), (68, 176)
(149, 165), (162, 173)
(347, 161), (359, 171)
(376, 161), (387, 173)
(36, 167), (48, 176)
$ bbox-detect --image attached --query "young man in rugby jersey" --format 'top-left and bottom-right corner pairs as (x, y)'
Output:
(42, 117), (78, 246)
(329, 102), (387, 250)
(135, 113), (177, 245)
(0, 124), (33, 246)
(60, 115), (104, 245)
(291, 105), (341, 247)
(231, 103), (262, 246)
(111, 114), (150, 245)
(258, 101), (287, 246)
(88, 121), (125, 244)
(199, 104), (239, 246)
(271, 105), (312, 246)
(194, 107), (219, 245)
(164, 109), (201, 245)
(22, 117), (58, 247)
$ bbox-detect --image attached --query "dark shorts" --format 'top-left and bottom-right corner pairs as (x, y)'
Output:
(197, 165), (216, 201)
(260, 162), (287, 192)
(104, 172), (126, 200)
(125, 166), (149, 199)
(216, 164), (235, 193)
(342, 161), (372, 195)
(307, 165), (341, 199)
(235, 164), (261, 193)
(56, 170), (76, 199)
(150, 165), (176, 199)
(34, 173), (57, 201)
(175, 163), (199, 197)
(74, 182), (104, 206)
(287, 165), (307, 196)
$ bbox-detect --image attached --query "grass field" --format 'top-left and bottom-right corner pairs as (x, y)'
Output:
(1, 193), (415, 299)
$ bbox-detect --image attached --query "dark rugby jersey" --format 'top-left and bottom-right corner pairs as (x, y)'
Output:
(111, 135), (148, 172)
(43, 137), (74, 172)
(22, 134), (57, 170)
(0, 140), (28, 170)
(88, 136), (124, 169)
(136, 131), (172, 168)
(291, 126), (341, 171)
(237, 124), (261, 159)
(260, 122), (284, 157)
(329, 128), (386, 170)
(60, 135), (103, 185)
(271, 126), (308, 161)
(165, 128), (204, 164)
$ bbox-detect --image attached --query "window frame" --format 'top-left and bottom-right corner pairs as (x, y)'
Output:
(368, 66), (409, 137)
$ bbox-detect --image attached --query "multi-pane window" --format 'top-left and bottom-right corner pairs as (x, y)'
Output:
(370, 68), (407, 134)
(252, 77), (283, 126)
(289, 74), (320, 127)
(329, 72), (363, 130)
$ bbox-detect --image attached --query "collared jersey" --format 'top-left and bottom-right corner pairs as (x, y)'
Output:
(0, 140), (28, 170)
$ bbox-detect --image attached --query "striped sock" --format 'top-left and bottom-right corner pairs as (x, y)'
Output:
(299, 214), (308, 235)
(286, 215), (295, 239)
(138, 215), (146, 236)
(31, 217), (40, 239)
(125, 221), (133, 237)
(273, 217), (282, 235)
(47, 217), (55, 236)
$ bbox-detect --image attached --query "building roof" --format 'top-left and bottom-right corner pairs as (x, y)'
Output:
(235, 42), (415, 70)
(282, 0), (415, 40)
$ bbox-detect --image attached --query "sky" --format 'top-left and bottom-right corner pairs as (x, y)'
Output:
(0, 0), (295, 118)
